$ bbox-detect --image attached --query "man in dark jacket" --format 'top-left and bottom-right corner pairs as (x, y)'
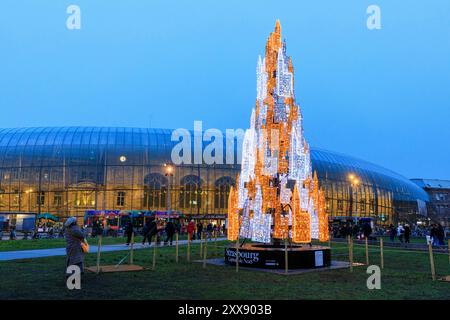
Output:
(404, 224), (411, 244)
(125, 221), (134, 245)
(389, 224), (396, 242)
(197, 222), (203, 240)
(147, 218), (158, 244)
(142, 219), (152, 245)
(362, 222), (372, 240)
(165, 220), (176, 245)
(437, 224), (445, 245)
(206, 223), (213, 240)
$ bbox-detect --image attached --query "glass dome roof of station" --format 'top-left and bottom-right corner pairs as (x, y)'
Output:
(0, 127), (429, 202)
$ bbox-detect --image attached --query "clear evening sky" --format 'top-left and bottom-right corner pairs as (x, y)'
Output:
(0, 1), (449, 179)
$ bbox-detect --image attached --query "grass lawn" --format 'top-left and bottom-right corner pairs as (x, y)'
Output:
(0, 240), (449, 300)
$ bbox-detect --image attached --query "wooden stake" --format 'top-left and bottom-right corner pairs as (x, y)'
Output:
(129, 232), (134, 265)
(448, 239), (450, 266)
(365, 237), (369, 265)
(152, 236), (157, 270)
(203, 236), (208, 268)
(284, 238), (288, 274)
(428, 242), (436, 281)
(187, 233), (191, 262)
(175, 232), (179, 263)
(96, 235), (102, 274)
(235, 238), (239, 273)
(380, 237), (384, 269)
(348, 235), (353, 272)
(214, 230), (218, 255)
(200, 232), (203, 258)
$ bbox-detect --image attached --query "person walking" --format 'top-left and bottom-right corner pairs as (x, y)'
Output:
(125, 221), (134, 245)
(142, 219), (152, 245)
(64, 217), (86, 274)
(404, 224), (411, 244)
(206, 222), (213, 241)
(197, 222), (203, 240)
(397, 224), (405, 243)
(389, 224), (396, 242)
(430, 224), (438, 246)
(148, 218), (158, 245)
(187, 220), (195, 241)
(165, 219), (176, 245)
(362, 222), (372, 240)
(9, 226), (16, 240)
(437, 224), (445, 245)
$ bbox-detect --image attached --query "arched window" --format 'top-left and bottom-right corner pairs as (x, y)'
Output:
(214, 176), (235, 209)
(143, 173), (168, 209)
(179, 175), (202, 209)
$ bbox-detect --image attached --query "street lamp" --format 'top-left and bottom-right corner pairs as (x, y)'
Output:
(25, 189), (33, 211)
(164, 164), (174, 212)
(347, 174), (359, 219)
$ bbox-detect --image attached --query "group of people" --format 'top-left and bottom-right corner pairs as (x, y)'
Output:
(186, 220), (224, 241)
(388, 224), (411, 243)
(333, 222), (373, 240)
(429, 223), (446, 246)
(123, 219), (224, 247)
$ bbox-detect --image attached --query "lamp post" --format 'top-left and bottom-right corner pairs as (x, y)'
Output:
(347, 174), (359, 219)
(26, 189), (35, 236)
(164, 164), (174, 212)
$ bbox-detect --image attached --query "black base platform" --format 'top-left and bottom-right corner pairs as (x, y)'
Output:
(224, 243), (331, 269)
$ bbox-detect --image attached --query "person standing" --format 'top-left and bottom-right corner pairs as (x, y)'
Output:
(404, 224), (411, 244)
(165, 219), (176, 245)
(125, 221), (134, 245)
(9, 226), (16, 240)
(389, 224), (396, 242)
(206, 222), (213, 241)
(187, 220), (195, 241)
(362, 222), (372, 240)
(147, 218), (158, 244)
(142, 219), (152, 245)
(397, 224), (405, 243)
(64, 217), (86, 274)
(430, 224), (438, 246)
(197, 222), (203, 240)
(437, 224), (445, 245)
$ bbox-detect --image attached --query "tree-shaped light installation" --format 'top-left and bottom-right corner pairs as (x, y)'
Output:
(228, 21), (329, 244)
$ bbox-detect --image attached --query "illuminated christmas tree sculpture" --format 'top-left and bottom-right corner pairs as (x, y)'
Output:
(228, 21), (329, 244)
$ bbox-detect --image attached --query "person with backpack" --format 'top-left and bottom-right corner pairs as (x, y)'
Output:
(142, 217), (158, 245)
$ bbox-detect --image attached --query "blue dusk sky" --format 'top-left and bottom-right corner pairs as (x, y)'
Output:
(0, 0), (449, 179)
